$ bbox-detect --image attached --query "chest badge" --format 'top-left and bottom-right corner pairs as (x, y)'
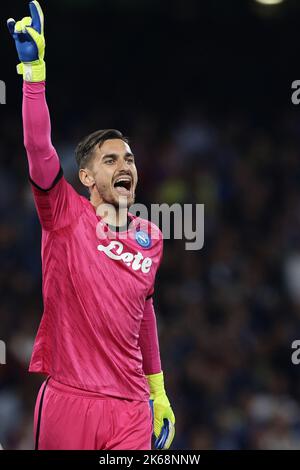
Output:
(135, 230), (151, 249)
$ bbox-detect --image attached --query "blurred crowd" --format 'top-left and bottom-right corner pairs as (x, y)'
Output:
(1, 101), (300, 449)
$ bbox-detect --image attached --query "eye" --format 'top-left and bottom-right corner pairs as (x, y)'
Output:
(105, 159), (114, 164)
(126, 157), (135, 164)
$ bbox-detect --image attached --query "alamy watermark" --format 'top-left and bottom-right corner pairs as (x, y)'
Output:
(0, 80), (6, 104)
(0, 340), (6, 365)
(96, 202), (204, 251)
(291, 80), (300, 105)
(291, 340), (300, 364)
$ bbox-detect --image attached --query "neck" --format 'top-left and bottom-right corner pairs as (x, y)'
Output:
(90, 192), (128, 227)
(104, 205), (129, 227)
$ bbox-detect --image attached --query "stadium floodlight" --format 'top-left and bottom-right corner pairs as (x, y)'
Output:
(254, 0), (284, 5)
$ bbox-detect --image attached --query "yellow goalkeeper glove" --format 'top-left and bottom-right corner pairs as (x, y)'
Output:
(147, 371), (175, 450)
(7, 1), (45, 82)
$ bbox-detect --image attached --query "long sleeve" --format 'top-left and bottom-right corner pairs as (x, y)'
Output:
(23, 81), (83, 231)
(139, 298), (162, 375)
(23, 81), (60, 189)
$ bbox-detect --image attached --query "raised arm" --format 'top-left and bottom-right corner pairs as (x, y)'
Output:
(7, 1), (60, 189)
(7, 2), (82, 231)
(23, 81), (60, 189)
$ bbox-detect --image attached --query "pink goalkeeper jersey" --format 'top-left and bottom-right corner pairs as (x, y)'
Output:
(29, 173), (163, 402)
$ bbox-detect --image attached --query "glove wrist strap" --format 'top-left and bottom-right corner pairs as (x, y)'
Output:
(146, 371), (165, 399)
(17, 59), (46, 82)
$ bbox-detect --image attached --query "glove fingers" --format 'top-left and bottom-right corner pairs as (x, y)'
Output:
(25, 26), (40, 45)
(7, 18), (16, 36)
(14, 18), (32, 34)
(155, 419), (175, 450)
(13, 19), (32, 44)
(163, 419), (175, 450)
(29, 1), (44, 35)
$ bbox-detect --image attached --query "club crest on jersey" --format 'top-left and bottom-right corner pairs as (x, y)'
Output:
(97, 241), (152, 274)
(135, 230), (151, 249)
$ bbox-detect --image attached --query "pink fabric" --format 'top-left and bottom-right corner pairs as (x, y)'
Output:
(29, 174), (163, 401)
(23, 81), (60, 189)
(34, 377), (153, 450)
(138, 298), (162, 375)
(24, 80), (163, 401)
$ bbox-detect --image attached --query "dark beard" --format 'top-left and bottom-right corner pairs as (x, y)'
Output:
(95, 182), (135, 209)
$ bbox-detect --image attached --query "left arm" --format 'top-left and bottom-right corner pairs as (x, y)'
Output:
(138, 297), (161, 376)
(139, 297), (175, 450)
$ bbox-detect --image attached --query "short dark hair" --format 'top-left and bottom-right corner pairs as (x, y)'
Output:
(75, 129), (129, 169)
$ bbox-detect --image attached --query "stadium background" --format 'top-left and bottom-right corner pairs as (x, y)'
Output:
(1, 0), (300, 449)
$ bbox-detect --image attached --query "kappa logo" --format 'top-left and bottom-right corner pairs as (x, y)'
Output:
(97, 241), (153, 273)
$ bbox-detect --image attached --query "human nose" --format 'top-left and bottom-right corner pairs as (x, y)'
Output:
(117, 158), (131, 172)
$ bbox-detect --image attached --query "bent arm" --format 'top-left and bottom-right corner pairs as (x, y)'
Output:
(139, 298), (162, 375)
(23, 80), (60, 189)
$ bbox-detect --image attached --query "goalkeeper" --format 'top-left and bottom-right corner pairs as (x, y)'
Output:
(7, 1), (175, 450)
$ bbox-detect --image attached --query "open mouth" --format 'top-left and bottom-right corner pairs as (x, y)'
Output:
(113, 177), (132, 196)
